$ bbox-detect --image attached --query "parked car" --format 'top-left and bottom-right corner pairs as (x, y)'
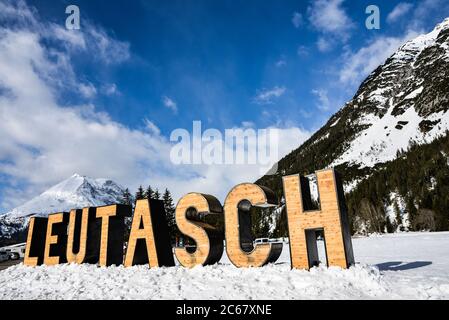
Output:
(0, 251), (9, 263)
(254, 238), (283, 245)
(254, 238), (269, 245)
(0, 243), (26, 260)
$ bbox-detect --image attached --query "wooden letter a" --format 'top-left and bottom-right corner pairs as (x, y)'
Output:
(124, 199), (175, 267)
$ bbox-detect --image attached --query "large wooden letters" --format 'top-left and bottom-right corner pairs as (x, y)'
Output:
(174, 193), (224, 267)
(66, 208), (100, 264)
(24, 217), (48, 266)
(283, 169), (355, 270)
(23, 168), (355, 270)
(124, 199), (175, 267)
(96, 204), (132, 267)
(224, 184), (282, 268)
(43, 212), (70, 266)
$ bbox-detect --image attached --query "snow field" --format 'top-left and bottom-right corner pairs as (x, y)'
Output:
(1, 232), (449, 300)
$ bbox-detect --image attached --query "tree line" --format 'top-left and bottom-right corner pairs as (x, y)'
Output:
(119, 185), (181, 245)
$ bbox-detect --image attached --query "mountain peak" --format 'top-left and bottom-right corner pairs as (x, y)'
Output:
(5, 175), (125, 219)
(436, 17), (449, 30)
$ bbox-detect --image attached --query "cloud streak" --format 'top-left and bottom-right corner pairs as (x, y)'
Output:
(253, 86), (286, 105)
(387, 3), (413, 23)
(308, 0), (352, 34)
(312, 89), (331, 111)
(292, 12), (303, 28)
(163, 96), (178, 114)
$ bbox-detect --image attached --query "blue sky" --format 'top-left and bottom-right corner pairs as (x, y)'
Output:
(24, 0), (449, 133)
(1, 0), (449, 212)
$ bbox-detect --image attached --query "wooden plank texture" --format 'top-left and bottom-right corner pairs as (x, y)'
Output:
(96, 204), (132, 267)
(224, 183), (282, 268)
(283, 169), (355, 270)
(24, 217), (48, 267)
(43, 213), (69, 266)
(66, 208), (98, 264)
(174, 193), (224, 268)
(124, 199), (175, 268)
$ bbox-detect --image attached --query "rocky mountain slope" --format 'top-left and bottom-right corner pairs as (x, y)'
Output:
(0, 174), (125, 244)
(259, 18), (449, 235)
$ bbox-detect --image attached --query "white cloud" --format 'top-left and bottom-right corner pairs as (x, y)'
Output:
(0, 0), (130, 66)
(387, 3), (413, 23)
(339, 30), (419, 85)
(307, 0), (353, 51)
(316, 37), (332, 52)
(292, 12), (303, 28)
(299, 109), (313, 119)
(297, 45), (309, 56)
(241, 121), (255, 128)
(0, 0), (311, 212)
(144, 119), (161, 135)
(312, 89), (331, 111)
(50, 25), (86, 49)
(409, 0), (449, 30)
(253, 86), (286, 105)
(162, 96), (178, 113)
(78, 82), (97, 98)
(275, 58), (286, 67)
(307, 0), (353, 36)
(88, 28), (130, 65)
(102, 83), (118, 96)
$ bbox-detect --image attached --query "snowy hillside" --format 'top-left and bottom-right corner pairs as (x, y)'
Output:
(0, 232), (448, 299)
(261, 17), (449, 178)
(257, 18), (449, 235)
(333, 18), (449, 167)
(0, 174), (125, 241)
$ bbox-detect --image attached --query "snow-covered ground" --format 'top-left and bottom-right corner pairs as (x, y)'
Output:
(1, 232), (449, 300)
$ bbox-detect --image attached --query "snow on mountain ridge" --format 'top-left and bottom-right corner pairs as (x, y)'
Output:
(330, 18), (449, 168)
(5, 174), (125, 219)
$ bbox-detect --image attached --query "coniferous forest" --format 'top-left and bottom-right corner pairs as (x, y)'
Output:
(264, 132), (449, 237)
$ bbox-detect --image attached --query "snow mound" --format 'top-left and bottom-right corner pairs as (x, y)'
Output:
(0, 262), (385, 300)
(2, 232), (449, 300)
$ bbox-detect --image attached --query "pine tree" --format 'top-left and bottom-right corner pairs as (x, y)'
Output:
(394, 201), (403, 231)
(162, 189), (178, 244)
(385, 216), (395, 233)
(154, 188), (161, 200)
(272, 206), (288, 238)
(406, 197), (418, 230)
(145, 185), (154, 199)
(135, 185), (145, 200)
(120, 188), (134, 242)
(251, 207), (272, 239)
(120, 188), (133, 206)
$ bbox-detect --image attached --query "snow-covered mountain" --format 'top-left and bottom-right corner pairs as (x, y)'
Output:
(332, 18), (449, 168)
(6, 174), (125, 219)
(0, 174), (125, 242)
(258, 18), (449, 234)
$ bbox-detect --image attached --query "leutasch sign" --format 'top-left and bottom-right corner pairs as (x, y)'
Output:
(24, 169), (355, 270)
